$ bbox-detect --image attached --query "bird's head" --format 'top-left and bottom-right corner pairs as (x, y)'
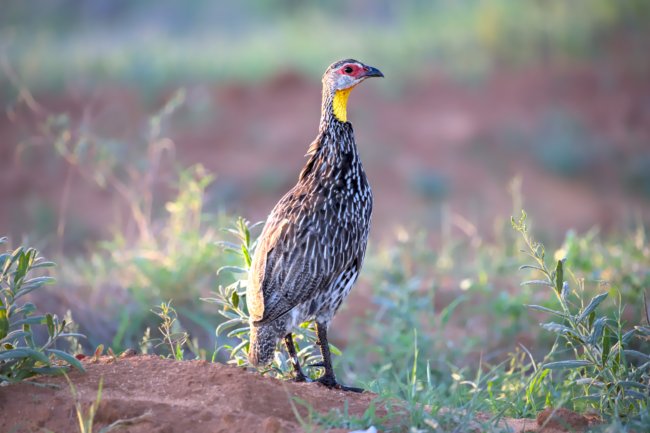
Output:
(322, 59), (383, 123)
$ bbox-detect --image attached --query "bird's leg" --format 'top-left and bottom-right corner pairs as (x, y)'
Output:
(314, 322), (364, 393)
(284, 333), (308, 382)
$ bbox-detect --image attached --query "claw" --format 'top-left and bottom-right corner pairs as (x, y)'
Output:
(292, 373), (310, 383)
(316, 374), (364, 393)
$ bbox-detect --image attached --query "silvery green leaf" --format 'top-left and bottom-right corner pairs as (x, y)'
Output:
(588, 317), (607, 345)
(521, 280), (553, 287)
(526, 304), (566, 318)
(578, 293), (608, 323)
(561, 281), (570, 300)
(625, 390), (649, 401)
(623, 350), (650, 361)
(574, 378), (604, 387)
(518, 265), (545, 272)
(617, 381), (649, 390)
(621, 329), (637, 344)
(544, 360), (591, 369)
(541, 322), (574, 335)
(216, 266), (248, 276)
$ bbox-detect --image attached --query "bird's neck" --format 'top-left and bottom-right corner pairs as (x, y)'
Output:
(320, 87), (352, 128)
(300, 88), (358, 180)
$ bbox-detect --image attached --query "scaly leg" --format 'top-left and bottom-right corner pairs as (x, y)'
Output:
(284, 333), (308, 382)
(314, 322), (363, 393)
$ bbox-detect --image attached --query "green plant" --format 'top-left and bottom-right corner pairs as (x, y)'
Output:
(203, 217), (325, 378)
(152, 301), (189, 361)
(0, 237), (84, 383)
(512, 210), (649, 420)
(150, 300), (207, 361)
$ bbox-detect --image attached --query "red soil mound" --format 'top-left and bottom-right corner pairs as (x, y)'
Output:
(0, 355), (594, 433)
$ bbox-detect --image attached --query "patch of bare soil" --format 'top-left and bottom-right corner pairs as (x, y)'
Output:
(0, 356), (596, 433)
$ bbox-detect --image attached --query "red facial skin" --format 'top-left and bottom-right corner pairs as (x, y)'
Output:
(338, 64), (369, 78)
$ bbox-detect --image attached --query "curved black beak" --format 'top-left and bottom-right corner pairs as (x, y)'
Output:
(362, 65), (384, 78)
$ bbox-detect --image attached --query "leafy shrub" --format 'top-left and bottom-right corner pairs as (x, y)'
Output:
(0, 237), (84, 383)
(513, 211), (649, 420)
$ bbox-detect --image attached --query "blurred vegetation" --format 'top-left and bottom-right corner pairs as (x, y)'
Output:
(2, 0), (649, 95)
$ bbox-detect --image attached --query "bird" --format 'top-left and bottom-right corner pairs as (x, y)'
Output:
(246, 59), (383, 392)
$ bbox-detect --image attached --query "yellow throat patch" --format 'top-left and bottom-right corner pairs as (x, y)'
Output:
(332, 87), (353, 122)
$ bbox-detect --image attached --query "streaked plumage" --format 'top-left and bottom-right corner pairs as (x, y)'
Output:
(247, 59), (383, 391)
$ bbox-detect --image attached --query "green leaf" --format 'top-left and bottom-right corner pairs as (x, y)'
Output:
(46, 314), (55, 338)
(241, 245), (252, 268)
(625, 390), (650, 401)
(231, 291), (239, 310)
(521, 280), (553, 287)
(588, 316), (607, 345)
(3, 247), (23, 276)
(574, 378), (604, 387)
(518, 264), (545, 272)
(617, 381), (649, 390)
(46, 349), (85, 372)
(541, 322), (574, 335)
(13, 249), (32, 286)
(623, 350), (650, 362)
(12, 315), (47, 327)
(526, 304), (566, 318)
(621, 329), (637, 345)
(440, 295), (465, 326)
(0, 300), (7, 341)
(601, 325), (611, 366)
(217, 266), (248, 276)
(578, 292), (608, 323)
(226, 326), (249, 338)
(0, 347), (49, 363)
(215, 241), (240, 250)
(0, 330), (30, 345)
(15, 277), (55, 300)
(554, 259), (564, 295)
(543, 360), (592, 370)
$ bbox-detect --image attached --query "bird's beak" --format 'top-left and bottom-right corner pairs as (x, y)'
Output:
(361, 65), (384, 78)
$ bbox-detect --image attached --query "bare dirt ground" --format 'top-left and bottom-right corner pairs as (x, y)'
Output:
(0, 355), (597, 433)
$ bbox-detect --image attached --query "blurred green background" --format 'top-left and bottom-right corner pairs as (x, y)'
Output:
(1, 0), (649, 380)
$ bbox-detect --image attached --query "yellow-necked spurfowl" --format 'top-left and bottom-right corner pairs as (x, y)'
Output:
(247, 59), (383, 392)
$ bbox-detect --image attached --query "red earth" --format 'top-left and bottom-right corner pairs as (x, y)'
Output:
(0, 355), (598, 433)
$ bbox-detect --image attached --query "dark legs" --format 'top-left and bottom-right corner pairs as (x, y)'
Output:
(284, 333), (307, 382)
(314, 322), (364, 393)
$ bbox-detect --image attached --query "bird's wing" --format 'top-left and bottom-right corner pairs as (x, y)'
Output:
(247, 189), (341, 325)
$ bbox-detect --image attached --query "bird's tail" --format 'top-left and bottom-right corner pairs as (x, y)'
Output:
(248, 322), (281, 367)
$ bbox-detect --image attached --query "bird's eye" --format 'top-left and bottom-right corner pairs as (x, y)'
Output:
(344, 66), (354, 74)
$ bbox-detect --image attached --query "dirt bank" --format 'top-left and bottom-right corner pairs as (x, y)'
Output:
(0, 355), (595, 433)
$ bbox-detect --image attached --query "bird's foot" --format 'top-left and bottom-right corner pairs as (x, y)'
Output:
(291, 371), (309, 383)
(316, 374), (364, 393)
